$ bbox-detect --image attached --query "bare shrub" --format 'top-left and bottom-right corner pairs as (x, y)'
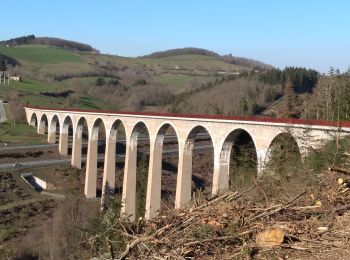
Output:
(49, 199), (97, 258)
(69, 78), (84, 93)
(13, 198), (100, 259)
(7, 100), (26, 123)
(67, 93), (80, 107)
(170, 77), (282, 116)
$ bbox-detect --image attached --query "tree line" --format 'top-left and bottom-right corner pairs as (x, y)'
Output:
(0, 54), (19, 71)
(273, 67), (350, 121)
(259, 67), (319, 93)
(0, 35), (96, 52)
(305, 68), (350, 121)
(0, 56), (6, 71)
(0, 35), (35, 46)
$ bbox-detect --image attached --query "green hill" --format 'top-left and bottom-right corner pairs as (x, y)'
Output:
(141, 47), (220, 58)
(142, 47), (274, 71)
(0, 42), (279, 116)
(0, 34), (95, 52)
(0, 37), (290, 145)
(0, 40), (275, 120)
(0, 45), (83, 64)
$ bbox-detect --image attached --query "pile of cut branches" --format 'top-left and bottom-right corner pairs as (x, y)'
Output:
(86, 170), (350, 259)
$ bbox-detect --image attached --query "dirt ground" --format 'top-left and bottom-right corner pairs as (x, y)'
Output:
(0, 165), (92, 258)
(0, 172), (32, 206)
(0, 147), (63, 164)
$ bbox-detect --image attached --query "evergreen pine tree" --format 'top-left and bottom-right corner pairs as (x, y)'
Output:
(284, 78), (299, 118)
(0, 57), (6, 71)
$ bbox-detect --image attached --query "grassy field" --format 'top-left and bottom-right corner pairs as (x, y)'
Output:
(0, 45), (83, 64)
(0, 121), (46, 144)
(5, 78), (55, 93)
(0, 45), (94, 80)
(0, 104), (45, 144)
(88, 53), (246, 74)
(0, 76), (118, 144)
(150, 54), (243, 71)
(154, 73), (215, 92)
(0, 77), (117, 109)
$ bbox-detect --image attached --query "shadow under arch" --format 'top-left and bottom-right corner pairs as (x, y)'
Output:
(61, 115), (74, 155)
(73, 116), (89, 169)
(38, 114), (48, 134)
(90, 118), (107, 198)
(30, 113), (37, 127)
(130, 121), (150, 219)
(265, 132), (301, 174)
(184, 125), (214, 199)
(102, 119), (127, 204)
(155, 123), (179, 210)
(49, 115), (60, 144)
(220, 128), (257, 191)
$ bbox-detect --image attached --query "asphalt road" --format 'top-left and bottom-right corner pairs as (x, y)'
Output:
(0, 133), (209, 151)
(0, 144), (213, 170)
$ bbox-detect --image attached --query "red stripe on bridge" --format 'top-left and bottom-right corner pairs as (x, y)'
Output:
(24, 106), (350, 128)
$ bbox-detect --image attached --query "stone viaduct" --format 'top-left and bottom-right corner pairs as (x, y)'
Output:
(24, 106), (350, 220)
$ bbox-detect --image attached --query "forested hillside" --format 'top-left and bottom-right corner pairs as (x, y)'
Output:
(166, 67), (320, 117)
(260, 68), (350, 121)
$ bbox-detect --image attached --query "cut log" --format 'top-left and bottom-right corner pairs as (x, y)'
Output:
(256, 228), (284, 246)
(328, 167), (350, 175)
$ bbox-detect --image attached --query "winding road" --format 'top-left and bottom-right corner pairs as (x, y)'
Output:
(0, 144), (213, 170)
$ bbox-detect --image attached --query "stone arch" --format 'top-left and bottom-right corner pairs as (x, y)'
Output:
(59, 116), (74, 155)
(101, 119), (127, 205)
(108, 119), (126, 141)
(145, 122), (180, 219)
(121, 121), (151, 221)
(85, 118), (107, 198)
(90, 118), (107, 159)
(30, 113), (37, 127)
(71, 116), (89, 169)
(76, 116), (88, 133)
(48, 115), (60, 144)
(133, 121), (150, 219)
(265, 131), (301, 173)
(38, 114), (48, 134)
(175, 125), (214, 209)
(155, 121), (180, 142)
(220, 128), (257, 191)
(130, 121), (150, 143)
(186, 125), (211, 141)
(187, 125), (214, 193)
(62, 115), (73, 132)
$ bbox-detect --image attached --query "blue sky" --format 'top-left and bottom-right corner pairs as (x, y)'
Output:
(2, 0), (350, 72)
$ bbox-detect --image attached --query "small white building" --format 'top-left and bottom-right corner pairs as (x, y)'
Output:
(10, 75), (22, 82)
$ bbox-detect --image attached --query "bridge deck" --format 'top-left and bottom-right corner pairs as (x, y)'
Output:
(25, 105), (350, 128)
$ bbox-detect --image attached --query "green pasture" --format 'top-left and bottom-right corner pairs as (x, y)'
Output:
(0, 45), (83, 64)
